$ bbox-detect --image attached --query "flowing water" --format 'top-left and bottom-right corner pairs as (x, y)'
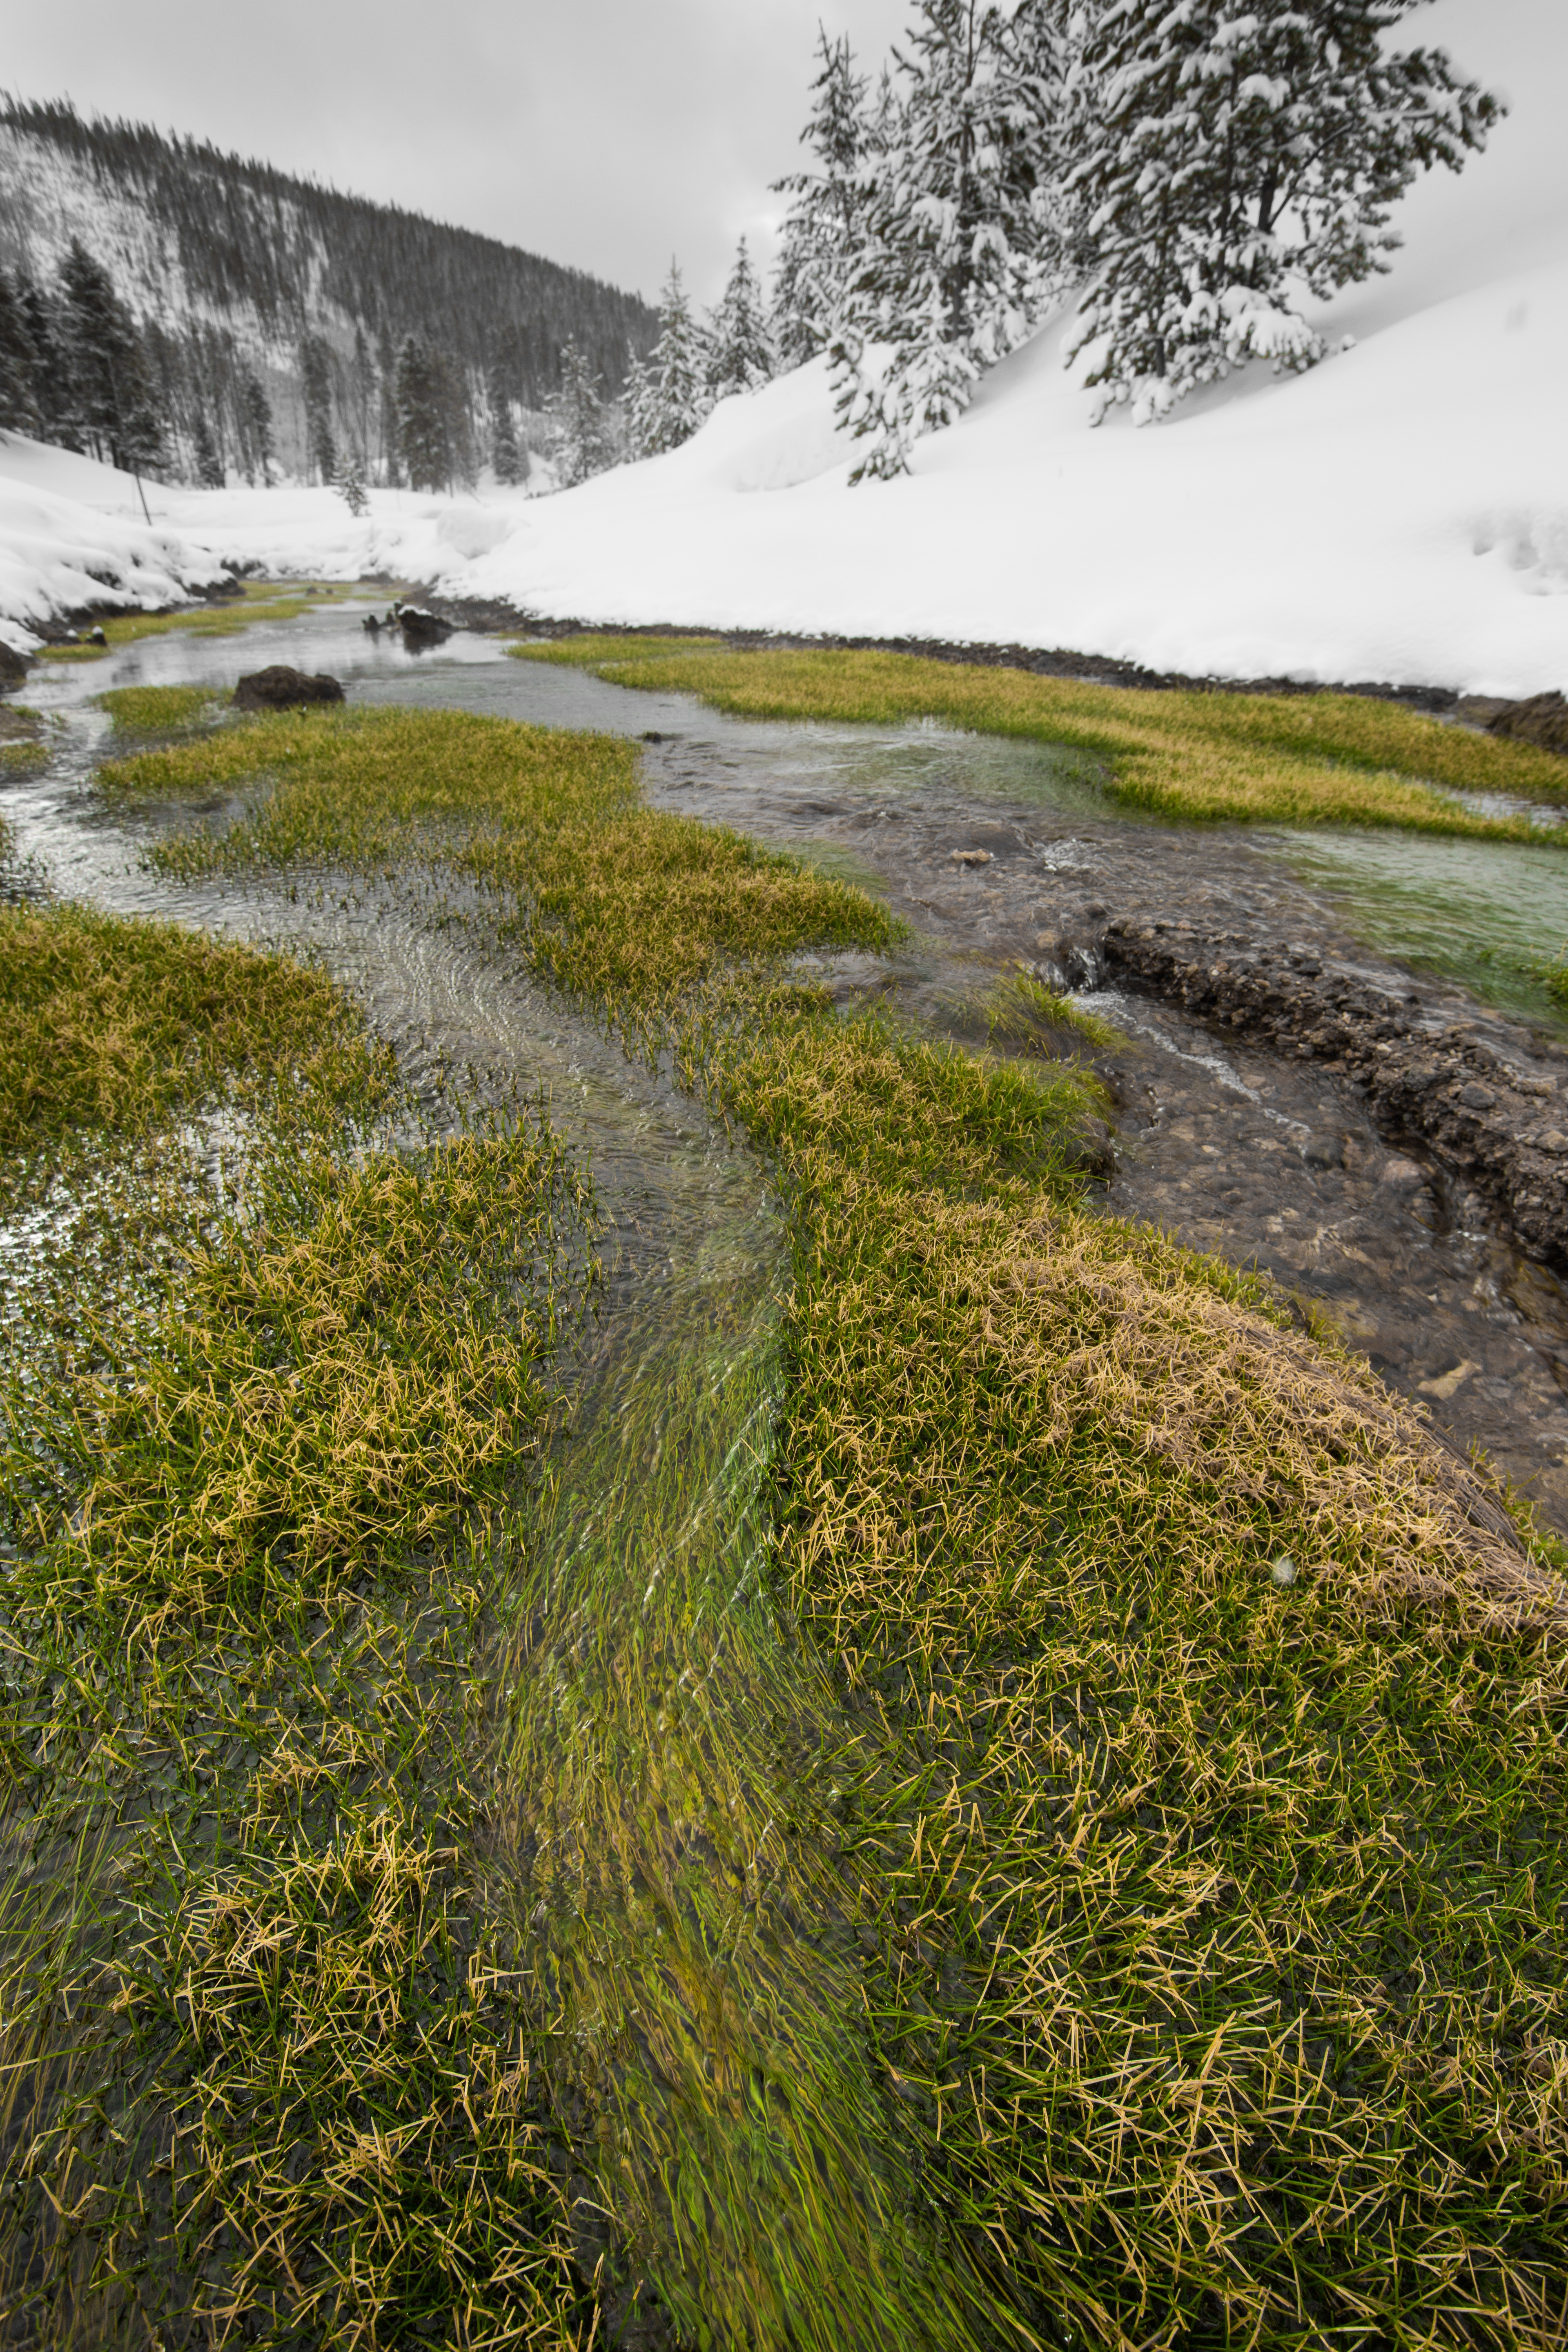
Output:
(6, 598), (1568, 2338)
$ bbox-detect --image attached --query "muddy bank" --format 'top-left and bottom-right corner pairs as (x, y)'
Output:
(1093, 922), (1568, 1270)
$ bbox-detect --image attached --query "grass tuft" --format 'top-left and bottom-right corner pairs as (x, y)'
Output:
(96, 681), (231, 734)
(0, 901), (596, 2342)
(513, 637), (1568, 842)
(38, 579), (353, 663)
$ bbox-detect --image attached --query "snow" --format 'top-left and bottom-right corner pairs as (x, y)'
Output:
(0, 437), (226, 654)
(1, 0), (1563, 695)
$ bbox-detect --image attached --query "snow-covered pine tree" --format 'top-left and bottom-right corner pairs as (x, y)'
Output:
(488, 362), (526, 485)
(395, 338), (453, 490)
(1063, 0), (1502, 424)
(190, 409), (225, 488)
(831, 2), (1053, 481)
(770, 30), (871, 368)
(58, 241), (165, 472)
(336, 447), (370, 515)
(14, 273), (77, 448)
(708, 238), (774, 399)
(628, 263), (711, 457)
(239, 370), (274, 485)
(545, 341), (609, 486)
(0, 271), (40, 436)
(300, 335), (338, 483)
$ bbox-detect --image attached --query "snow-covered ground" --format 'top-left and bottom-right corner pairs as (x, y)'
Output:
(2, 0), (1563, 695)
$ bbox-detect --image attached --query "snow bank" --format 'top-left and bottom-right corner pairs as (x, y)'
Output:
(0, 434), (228, 651)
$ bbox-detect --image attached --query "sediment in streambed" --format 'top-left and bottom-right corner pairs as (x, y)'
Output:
(1096, 916), (1568, 1267)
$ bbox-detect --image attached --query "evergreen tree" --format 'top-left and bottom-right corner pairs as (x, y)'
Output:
(488, 362), (526, 485)
(831, 2), (1050, 480)
(239, 370), (274, 484)
(707, 238), (774, 399)
(628, 263), (710, 457)
(350, 325), (378, 465)
(771, 30), (871, 368)
(191, 408), (225, 487)
(14, 273), (77, 446)
(300, 334), (338, 483)
(545, 340), (608, 486)
(336, 447), (370, 515)
(1063, 0), (1502, 423)
(0, 270), (40, 435)
(395, 336), (453, 491)
(58, 240), (164, 472)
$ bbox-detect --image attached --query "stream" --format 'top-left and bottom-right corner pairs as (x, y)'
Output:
(6, 594), (1568, 2331)
(22, 595), (1561, 1529)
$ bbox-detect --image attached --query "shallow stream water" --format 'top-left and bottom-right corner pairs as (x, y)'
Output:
(8, 601), (1568, 2334)
(12, 598), (1568, 1548)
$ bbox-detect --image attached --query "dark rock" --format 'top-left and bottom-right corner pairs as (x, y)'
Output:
(232, 665), (345, 711)
(1487, 689), (1568, 756)
(395, 604), (453, 648)
(0, 640), (29, 691)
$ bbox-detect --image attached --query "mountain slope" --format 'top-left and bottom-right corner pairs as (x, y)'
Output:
(0, 96), (658, 483)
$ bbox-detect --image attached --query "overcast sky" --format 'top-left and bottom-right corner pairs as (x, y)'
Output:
(4, 0), (1559, 312)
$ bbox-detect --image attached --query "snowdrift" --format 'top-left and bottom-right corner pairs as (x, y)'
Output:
(0, 437), (228, 654)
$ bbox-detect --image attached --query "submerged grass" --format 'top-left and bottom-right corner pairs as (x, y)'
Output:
(96, 682), (231, 734)
(79, 700), (1568, 2346)
(38, 579), (352, 664)
(0, 705), (49, 778)
(0, 900), (598, 2343)
(514, 635), (1568, 842)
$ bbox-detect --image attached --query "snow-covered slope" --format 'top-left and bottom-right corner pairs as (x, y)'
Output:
(0, 434), (227, 652)
(2, 0), (1561, 694)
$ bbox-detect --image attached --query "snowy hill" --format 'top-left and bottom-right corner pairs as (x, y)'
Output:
(1, 0), (1562, 696)
(0, 98), (656, 483)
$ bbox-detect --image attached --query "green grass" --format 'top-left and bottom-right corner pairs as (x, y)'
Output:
(0, 898), (387, 1154)
(37, 578), (352, 663)
(0, 901), (598, 2343)
(513, 636), (1568, 842)
(75, 701), (1568, 2347)
(96, 680), (231, 734)
(0, 702), (48, 777)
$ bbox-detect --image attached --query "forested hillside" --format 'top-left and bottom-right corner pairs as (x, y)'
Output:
(0, 96), (658, 485)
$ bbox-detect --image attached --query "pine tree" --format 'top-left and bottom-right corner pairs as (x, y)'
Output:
(58, 240), (165, 472)
(239, 370), (274, 484)
(14, 273), (77, 447)
(771, 30), (871, 368)
(707, 238), (773, 399)
(628, 263), (710, 457)
(395, 336), (453, 491)
(488, 362), (526, 485)
(545, 341), (608, 487)
(300, 335), (338, 483)
(351, 325), (377, 465)
(191, 408), (225, 488)
(0, 270), (40, 435)
(831, 2), (1051, 480)
(336, 447), (370, 515)
(1063, 0), (1503, 423)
